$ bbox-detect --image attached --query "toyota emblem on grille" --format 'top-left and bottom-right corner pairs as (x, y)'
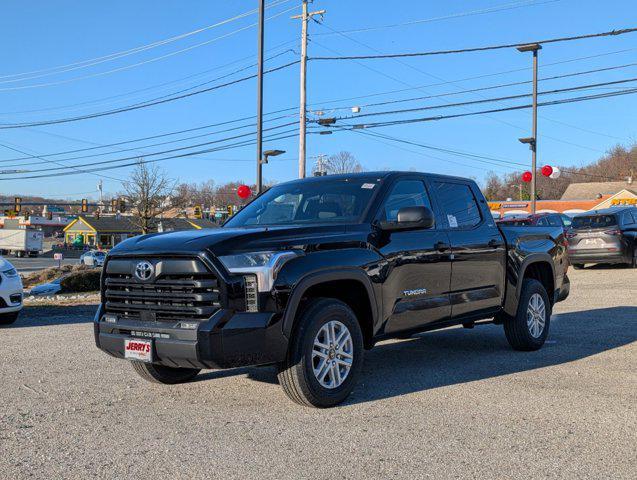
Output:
(134, 261), (154, 281)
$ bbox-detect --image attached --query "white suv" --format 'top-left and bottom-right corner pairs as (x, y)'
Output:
(0, 257), (23, 325)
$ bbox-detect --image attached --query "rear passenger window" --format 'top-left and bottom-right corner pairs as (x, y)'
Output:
(622, 212), (635, 225)
(547, 216), (560, 227)
(536, 217), (549, 226)
(433, 182), (482, 229)
(381, 180), (432, 222)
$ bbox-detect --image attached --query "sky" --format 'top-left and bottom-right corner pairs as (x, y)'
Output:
(0, 0), (636, 200)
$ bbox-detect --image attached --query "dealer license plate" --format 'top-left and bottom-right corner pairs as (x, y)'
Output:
(124, 338), (153, 362)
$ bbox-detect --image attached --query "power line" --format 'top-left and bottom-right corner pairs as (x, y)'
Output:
(312, 0), (563, 37)
(0, 46), (296, 118)
(0, 129), (304, 181)
(0, 121), (298, 175)
(0, 0), (293, 84)
(315, 76), (637, 123)
(318, 62), (637, 112)
(0, 60), (299, 129)
(311, 28), (637, 61)
(333, 87), (637, 129)
(0, 4), (299, 93)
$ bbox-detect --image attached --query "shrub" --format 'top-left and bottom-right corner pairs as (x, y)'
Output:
(60, 269), (101, 293)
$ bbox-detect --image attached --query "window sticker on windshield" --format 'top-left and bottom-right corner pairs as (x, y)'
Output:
(447, 214), (458, 228)
(361, 183), (375, 189)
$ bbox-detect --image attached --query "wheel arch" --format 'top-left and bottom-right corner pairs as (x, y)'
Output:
(281, 268), (379, 349)
(504, 253), (555, 316)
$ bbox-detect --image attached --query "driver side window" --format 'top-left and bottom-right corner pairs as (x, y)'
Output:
(381, 180), (432, 221)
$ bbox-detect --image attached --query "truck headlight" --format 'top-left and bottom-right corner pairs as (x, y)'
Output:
(218, 250), (303, 292)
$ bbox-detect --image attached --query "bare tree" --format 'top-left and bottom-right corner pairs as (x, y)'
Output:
(324, 151), (363, 174)
(122, 160), (176, 234)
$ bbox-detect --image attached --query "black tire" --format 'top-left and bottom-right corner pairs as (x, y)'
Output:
(0, 311), (19, 325)
(572, 263), (585, 270)
(277, 298), (364, 408)
(131, 361), (200, 385)
(503, 279), (551, 351)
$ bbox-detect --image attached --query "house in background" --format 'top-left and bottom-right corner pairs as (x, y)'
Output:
(63, 215), (217, 248)
(63, 215), (141, 248)
(489, 180), (637, 218)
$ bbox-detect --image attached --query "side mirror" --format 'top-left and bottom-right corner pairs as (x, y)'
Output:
(379, 206), (435, 232)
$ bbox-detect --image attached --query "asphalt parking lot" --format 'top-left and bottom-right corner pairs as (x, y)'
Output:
(1, 267), (635, 479)
(10, 256), (78, 274)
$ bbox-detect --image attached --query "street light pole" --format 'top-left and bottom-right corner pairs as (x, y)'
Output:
(517, 43), (541, 214)
(256, 0), (265, 194)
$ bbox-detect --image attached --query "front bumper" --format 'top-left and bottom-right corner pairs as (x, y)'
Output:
(94, 305), (289, 369)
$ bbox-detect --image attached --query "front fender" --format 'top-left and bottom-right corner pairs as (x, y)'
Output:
(503, 253), (555, 316)
(280, 267), (379, 339)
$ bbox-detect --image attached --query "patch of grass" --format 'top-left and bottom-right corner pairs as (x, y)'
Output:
(21, 264), (93, 288)
(60, 269), (101, 293)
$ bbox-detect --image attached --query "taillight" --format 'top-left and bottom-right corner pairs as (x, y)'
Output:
(604, 229), (621, 236)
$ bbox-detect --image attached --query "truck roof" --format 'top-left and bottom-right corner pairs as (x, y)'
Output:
(274, 171), (475, 186)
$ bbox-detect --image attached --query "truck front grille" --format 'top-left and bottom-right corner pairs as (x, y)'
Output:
(103, 257), (221, 322)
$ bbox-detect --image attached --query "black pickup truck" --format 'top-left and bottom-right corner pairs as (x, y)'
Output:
(95, 172), (570, 407)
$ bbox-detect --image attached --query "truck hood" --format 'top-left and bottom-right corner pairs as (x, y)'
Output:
(108, 225), (370, 257)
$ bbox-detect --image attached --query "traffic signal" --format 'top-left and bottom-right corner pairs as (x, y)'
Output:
(14, 197), (21, 213)
(119, 199), (126, 212)
(81, 198), (88, 213)
(193, 205), (202, 219)
(23, 210), (30, 221)
(47, 211), (53, 220)
(227, 205), (233, 216)
(110, 199), (117, 212)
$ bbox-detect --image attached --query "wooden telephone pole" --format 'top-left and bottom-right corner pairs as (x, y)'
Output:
(292, 1), (325, 179)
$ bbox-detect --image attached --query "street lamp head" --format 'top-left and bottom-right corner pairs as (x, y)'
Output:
(516, 43), (542, 53)
(263, 149), (285, 157)
(518, 136), (536, 145)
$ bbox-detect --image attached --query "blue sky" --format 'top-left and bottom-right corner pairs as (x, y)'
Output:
(0, 0), (635, 199)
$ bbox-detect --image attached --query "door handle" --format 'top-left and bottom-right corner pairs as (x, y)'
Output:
(434, 241), (450, 252)
(488, 239), (502, 248)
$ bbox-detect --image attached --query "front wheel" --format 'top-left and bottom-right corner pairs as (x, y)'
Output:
(277, 298), (364, 408)
(131, 362), (200, 384)
(503, 279), (551, 351)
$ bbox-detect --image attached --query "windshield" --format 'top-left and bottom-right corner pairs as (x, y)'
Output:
(571, 214), (617, 229)
(225, 178), (381, 227)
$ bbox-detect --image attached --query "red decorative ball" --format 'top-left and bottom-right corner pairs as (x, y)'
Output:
(541, 165), (553, 177)
(237, 185), (251, 199)
(521, 171), (532, 183)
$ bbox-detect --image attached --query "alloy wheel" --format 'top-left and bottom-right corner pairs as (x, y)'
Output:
(526, 293), (546, 338)
(311, 320), (353, 389)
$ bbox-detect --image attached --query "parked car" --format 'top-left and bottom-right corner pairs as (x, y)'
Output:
(566, 207), (637, 269)
(94, 171), (570, 407)
(0, 257), (23, 325)
(497, 212), (572, 233)
(80, 250), (106, 267)
(28, 277), (64, 297)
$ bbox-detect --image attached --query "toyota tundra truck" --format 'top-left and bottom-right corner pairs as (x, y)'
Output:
(94, 172), (570, 407)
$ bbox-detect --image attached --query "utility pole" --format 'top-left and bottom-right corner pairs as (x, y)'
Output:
(517, 43), (541, 214)
(256, 0), (265, 193)
(293, 1), (325, 179)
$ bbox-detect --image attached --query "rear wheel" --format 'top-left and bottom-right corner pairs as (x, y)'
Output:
(277, 298), (364, 408)
(503, 279), (551, 351)
(572, 263), (585, 270)
(131, 362), (200, 384)
(0, 311), (19, 325)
